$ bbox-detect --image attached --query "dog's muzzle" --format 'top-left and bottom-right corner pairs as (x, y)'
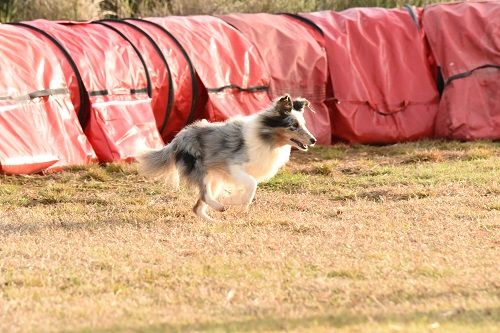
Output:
(290, 138), (310, 151)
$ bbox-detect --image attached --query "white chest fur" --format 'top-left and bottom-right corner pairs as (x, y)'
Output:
(242, 121), (291, 182)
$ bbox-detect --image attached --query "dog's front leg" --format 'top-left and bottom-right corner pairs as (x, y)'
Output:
(221, 188), (245, 206)
(221, 187), (258, 206)
(201, 182), (226, 213)
(209, 181), (224, 201)
(228, 166), (257, 209)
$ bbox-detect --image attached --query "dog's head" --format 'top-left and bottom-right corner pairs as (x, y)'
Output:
(260, 94), (317, 151)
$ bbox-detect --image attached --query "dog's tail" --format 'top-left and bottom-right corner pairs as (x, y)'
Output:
(137, 144), (176, 178)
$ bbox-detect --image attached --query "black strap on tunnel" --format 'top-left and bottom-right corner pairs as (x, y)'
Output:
(404, 5), (420, 29)
(89, 88), (148, 96)
(0, 88), (68, 101)
(29, 88), (68, 99)
(7, 22), (90, 129)
(215, 15), (271, 95)
(97, 19), (175, 136)
(126, 18), (199, 126)
(280, 13), (324, 36)
(445, 64), (500, 86)
(89, 90), (109, 97)
(130, 88), (149, 94)
(92, 21), (153, 99)
(207, 84), (269, 93)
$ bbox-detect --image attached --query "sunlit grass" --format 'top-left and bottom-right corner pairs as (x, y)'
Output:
(0, 140), (498, 332)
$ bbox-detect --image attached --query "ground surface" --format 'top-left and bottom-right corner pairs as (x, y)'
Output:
(0, 140), (499, 333)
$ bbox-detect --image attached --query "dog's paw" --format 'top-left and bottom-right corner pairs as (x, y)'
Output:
(193, 210), (215, 222)
(216, 205), (228, 212)
(201, 215), (215, 222)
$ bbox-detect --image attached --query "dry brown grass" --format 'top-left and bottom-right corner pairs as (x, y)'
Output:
(0, 0), (450, 22)
(0, 140), (499, 332)
(1, 0), (102, 22)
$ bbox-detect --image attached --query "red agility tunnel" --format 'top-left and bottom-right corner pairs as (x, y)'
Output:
(423, 1), (500, 140)
(93, 19), (174, 142)
(97, 19), (200, 142)
(146, 16), (272, 122)
(221, 13), (332, 144)
(301, 8), (440, 144)
(0, 24), (96, 174)
(122, 18), (202, 141)
(15, 20), (164, 162)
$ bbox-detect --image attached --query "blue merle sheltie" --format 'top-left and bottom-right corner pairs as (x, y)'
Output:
(138, 94), (316, 220)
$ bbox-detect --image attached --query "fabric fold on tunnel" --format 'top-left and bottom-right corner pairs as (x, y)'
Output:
(222, 13), (332, 144)
(123, 18), (201, 142)
(0, 24), (96, 174)
(146, 16), (272, 122)
(301, 8), (440, 144)
(20, 20), (164, 162)
(422, 1), (500, 140)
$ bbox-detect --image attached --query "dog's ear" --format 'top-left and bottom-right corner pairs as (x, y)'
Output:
(275, 94), (292, 115)
(293, 97), (310, 112)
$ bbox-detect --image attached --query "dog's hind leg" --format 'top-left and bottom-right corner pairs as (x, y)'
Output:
(165, 169), (180, 189)
(228, 166), (257, 208)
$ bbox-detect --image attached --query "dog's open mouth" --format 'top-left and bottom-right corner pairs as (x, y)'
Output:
(290, 138), (308, 151)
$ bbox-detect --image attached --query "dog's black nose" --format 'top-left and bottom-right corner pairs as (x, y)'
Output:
(310, 138), (317, 145)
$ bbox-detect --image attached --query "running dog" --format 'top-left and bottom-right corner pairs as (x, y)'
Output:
(138, 94), (316, 220)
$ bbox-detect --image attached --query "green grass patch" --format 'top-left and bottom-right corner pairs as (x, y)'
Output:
(260, 170), (311, 192)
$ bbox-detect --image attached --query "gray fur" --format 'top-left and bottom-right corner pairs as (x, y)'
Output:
(137, 144), (175, 177)
(169, 119), (249, 187)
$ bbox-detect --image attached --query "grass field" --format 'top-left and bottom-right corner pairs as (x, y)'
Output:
(0, 140), (499, 332)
